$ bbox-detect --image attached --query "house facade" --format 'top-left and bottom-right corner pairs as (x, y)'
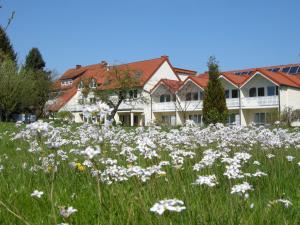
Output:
(48, 57), (300, 126)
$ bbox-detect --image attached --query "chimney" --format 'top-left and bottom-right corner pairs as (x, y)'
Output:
(76, 65), (81, 69)
(161, 55), (169, 59)
(101, 60), (108, 67)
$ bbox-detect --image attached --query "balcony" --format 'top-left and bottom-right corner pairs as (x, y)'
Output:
(118, 101), (144, 111)
(241, 96), (279, 108)
(177, 100), (203, 111)
(152, 102), (176, 112)
(226, 98), (240, 108)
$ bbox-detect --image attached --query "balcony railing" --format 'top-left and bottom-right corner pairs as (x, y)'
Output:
(177, 100), (203, 111)
(241, 96), (279, 108)
(152, 102), (176, 112)
(226, 98), (240, 108)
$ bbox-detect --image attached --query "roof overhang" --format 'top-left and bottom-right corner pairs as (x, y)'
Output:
(176, 78), (204, 93)
(240, 71), (279, 88)
(219, 75), (239, 88)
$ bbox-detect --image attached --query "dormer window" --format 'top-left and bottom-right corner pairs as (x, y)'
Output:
(61, 79), (73, 86)
(78, 81), (84, 89)
(89, 79), (97, 89)
(129, 89), (138, 99)
(160, 94), (171, 102)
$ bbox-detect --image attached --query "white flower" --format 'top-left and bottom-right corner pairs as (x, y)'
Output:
(150, 199), (186, 215)
(298, 162), (300, 166)
(276, 199), (292, 208)
(59, 206), (77, 218)
(250, 203), (254, 208)
(253, 161), (260, 165)
(31, 190), (44, 198)
(266, 154), (275, 159)
(193, 175), (218, 187)
(286, 155), (295, 162)
(81, 146), (101, 159)
(231, 182), (253, 197)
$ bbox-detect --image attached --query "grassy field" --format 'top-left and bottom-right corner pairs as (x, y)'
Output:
(0, 122), (300, 225)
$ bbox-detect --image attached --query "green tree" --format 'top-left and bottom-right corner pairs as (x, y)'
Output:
(203, 56), (228, 124)
(21, 48), (51, 117)
(24, 47), (45, 71)
(0, 25), (17, 63)
(0, 59), (25, 121)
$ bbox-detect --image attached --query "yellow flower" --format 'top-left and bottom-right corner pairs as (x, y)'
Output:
(75, 163), (86, 172)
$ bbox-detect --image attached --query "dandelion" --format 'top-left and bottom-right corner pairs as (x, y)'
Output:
(59, 206), (77, 218)
(150, 199), (186, 215)
(31, 190), (44, 198)
(75, 162), (86, 172)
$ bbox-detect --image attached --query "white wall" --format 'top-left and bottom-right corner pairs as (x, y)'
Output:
(241, 74), (276, 97)
(143, 61), (180, 125)
(280, 86), (300, 110)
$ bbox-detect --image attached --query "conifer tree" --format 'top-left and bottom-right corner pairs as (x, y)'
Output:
(24, 47), (45, 71)
(0, 26), (17, 63)
(203, 56), (228, 124)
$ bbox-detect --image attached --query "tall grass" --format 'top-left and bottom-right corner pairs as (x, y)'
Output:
(0, 122), (299, 225)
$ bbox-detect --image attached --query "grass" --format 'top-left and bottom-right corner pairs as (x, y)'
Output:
(0, 122), (299, 225)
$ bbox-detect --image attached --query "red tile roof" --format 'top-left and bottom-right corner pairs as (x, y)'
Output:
(253, 69), (300, 88)
(47, 87), (77, 112)
(151, 79), (182, 93)
(173, 67), (197, 76)
(49, 56), (183, 111)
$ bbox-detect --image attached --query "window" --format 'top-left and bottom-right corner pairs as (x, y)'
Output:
(160, 94), (171, 102)
(129, 89), (138, 99)
(254, 112), (266, 125)
(188, 114), (202, 124)
(192, 92), (199, 101)
(258, 87), (265, 96)
(199, 92), (204, 100)
(249, 88), (256, 97)
(186, 93), (192, 101)
(267, 86), (276, 96)
(161, 115), (176, 126)
(89, 79), (97, 88)
(78, 98), (84, 104)
(232, 89), (238, 98)
(227, 114), (236, 125)
(78, 81), (84, 89)
(62, 79), (73, 86)
(225, 90), (229, 98)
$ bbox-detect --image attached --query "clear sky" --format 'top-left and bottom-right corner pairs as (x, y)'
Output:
(1, 0), (299, 76)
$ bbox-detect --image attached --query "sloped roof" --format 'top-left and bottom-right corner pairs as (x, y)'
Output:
(151, 79), (182, 93)
(173, 67), (197, 76)
(47, 87), (77, 112)
(252, 69), (300, 88)
(48, 56), (182, 111)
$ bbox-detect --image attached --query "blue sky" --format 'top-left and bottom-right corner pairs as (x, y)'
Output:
(1, 0), (299, 75)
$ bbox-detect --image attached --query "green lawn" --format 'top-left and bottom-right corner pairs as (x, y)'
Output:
(0, 122), (299, 225)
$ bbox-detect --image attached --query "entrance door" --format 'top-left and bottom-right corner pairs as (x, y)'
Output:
(134, 115), (139, 126)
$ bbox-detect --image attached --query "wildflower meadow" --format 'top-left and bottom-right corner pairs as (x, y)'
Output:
(0, 120), (300, 224)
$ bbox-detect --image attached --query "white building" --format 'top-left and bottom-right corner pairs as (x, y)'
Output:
(48, 57), (300, 126)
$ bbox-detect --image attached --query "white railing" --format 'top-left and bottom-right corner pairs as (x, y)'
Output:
(226, 98), (240, 108)
(64, 105), (84, 112)
(241, 96), (279, 108)
(118, 101), (144, 110)
(178, 100), (203, 111)
(152, 102), (176, 112)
